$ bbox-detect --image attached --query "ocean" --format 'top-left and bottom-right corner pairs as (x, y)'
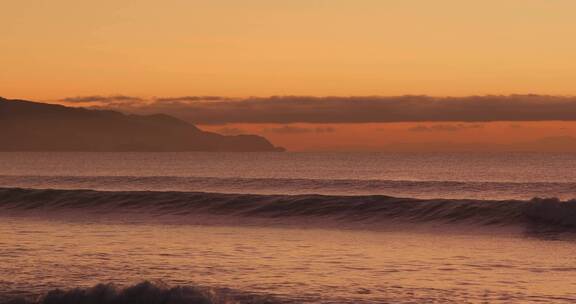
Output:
(1, 152), (576, 303)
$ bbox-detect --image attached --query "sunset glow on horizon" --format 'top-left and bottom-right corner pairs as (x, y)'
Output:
(2, 0), (576, 151)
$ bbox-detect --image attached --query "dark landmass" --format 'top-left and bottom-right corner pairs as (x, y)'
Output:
(0, 97), (284, 152)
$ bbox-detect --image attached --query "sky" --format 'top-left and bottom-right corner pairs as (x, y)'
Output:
(2, 0), (576, 151)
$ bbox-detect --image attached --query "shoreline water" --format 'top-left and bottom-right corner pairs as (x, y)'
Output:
(2, 213), (576, 304)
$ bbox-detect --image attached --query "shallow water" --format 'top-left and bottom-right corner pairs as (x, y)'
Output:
(2, 216), (576, 303)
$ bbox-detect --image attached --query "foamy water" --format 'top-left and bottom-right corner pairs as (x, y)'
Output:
(1, 152), (576, 303)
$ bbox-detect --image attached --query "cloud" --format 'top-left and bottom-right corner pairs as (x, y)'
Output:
(60, 95), (144, 103)
(64, 94), (576, 124)
(155, 96), (230, 102)
(263, 125), (336, 134)
(408, 124), (484, 132)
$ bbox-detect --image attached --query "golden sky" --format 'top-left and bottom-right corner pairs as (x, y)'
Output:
(2, 0), (576, 100)
(3, 1), (576, 151)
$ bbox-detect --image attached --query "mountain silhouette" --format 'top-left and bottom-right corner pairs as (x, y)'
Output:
(0, 97), (284, 152)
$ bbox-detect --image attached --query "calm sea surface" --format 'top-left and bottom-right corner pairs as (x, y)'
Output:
(1, 152), (576, 200)
(1, 152), (576, 303)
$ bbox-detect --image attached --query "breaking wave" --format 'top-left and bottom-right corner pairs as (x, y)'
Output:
(0, 281), (282, 304)
(1, 187), (576, 230)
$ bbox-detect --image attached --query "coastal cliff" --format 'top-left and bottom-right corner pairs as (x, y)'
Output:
(0, 97), (284, 152)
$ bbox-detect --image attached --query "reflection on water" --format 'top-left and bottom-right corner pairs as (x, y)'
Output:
(2, 152), (576, 303)
(2, 216), (576, 303)
(1, 152), (576, 200)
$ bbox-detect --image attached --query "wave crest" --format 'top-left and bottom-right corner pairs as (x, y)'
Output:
(1, 187), (576, 230)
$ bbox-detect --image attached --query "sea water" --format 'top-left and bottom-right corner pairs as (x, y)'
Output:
(1, 152), (576, 303)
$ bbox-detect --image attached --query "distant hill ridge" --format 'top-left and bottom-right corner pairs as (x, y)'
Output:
(0, 97), (284, 152)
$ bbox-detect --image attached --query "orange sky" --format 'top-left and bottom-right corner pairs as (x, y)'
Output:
(2, 0), (576, 100)
(2, 1), (576, 151)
